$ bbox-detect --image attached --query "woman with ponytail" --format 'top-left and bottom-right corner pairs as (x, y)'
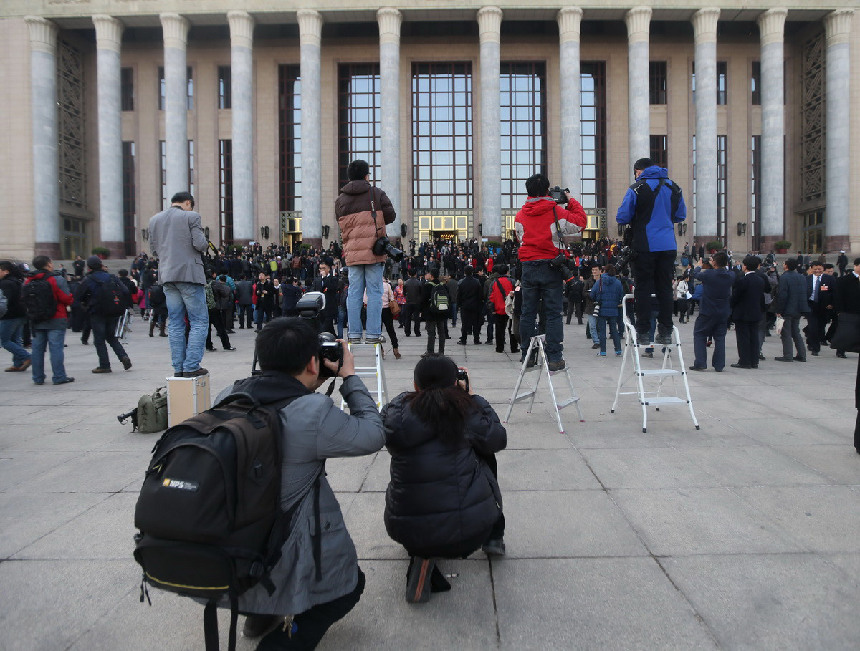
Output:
(382, 354), (507, 603)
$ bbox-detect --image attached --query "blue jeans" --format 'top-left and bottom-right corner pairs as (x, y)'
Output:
(693, 313), (727, 371)
(0, 317), (30, 367)
(31, 322), (68, 384)
(519, 260), (565, 362)
(597, 315), (621, 354)
(163, 282), (208, 375)
(587, 313), (600, 344)
(450, 302), (458, 326)
(347, 263), (383, 338)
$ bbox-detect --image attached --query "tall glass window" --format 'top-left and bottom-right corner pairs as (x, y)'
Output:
(580, 62), (607, 218)
(751, 135), (761, 250)
(649, 61), (667, 105)
(159, 140), (167, 208)
(412, 62), (473, 211)
(278, 65), (302, 213)
(337, 63), (381, 189)
(218, 66), (231, 109)
(122, 142), (136, 255)
(717, 135), (727, 238)
(121, 67), (134, 111)
(187, 140), (195, 198)
(691, 135), (697, 234)
(500, 62), (546, 211)
(650, 135), (668, 169)
(751, 61), (761, 105)
(219, 139), (233, 244)
(717, 61), (728, 105)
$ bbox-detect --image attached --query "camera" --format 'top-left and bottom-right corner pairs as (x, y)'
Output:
(549, 186), (569, 205)
(549, 252), (575, 275)
(295, 291), (344, 377)
(456, 367), (470, 393)
(372, 236), (405, 262)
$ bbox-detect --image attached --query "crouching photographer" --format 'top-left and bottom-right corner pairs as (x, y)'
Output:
(215, 316), (384, 648)
(514, 173), (587, 371)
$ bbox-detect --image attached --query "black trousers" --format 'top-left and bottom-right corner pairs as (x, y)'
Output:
(494, 314), (510, 352)
(632, 250), (676, 333)
(806, 308), (827, 352)
(206, 308), (231, 349)
(460, 309), (480, 343)
(381, 307), (399, 348)
(401, 304), (421, 335)
(734, 319), (759, 367)
(257, 569), (365, 651)
(426, 318), (445, 355)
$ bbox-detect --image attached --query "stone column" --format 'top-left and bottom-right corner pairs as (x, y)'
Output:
(93, 15), (125, 259)
(26, 16), (61, 258)
(478, 6), (503, 240)
(228, 11), (254, 244)
(558, 7), (582, 192)
(758, 8), (787, 251)
(825, 9), (854, 252)
(298, 9), (322, 247)
(160, 13), (189, 196)
(626, 7), (651, 172)
(378, 7), (402, 240)
(693, 8), (720, 240)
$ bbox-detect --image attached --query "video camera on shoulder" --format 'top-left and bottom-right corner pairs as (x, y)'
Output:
(295, 291), (343, 377)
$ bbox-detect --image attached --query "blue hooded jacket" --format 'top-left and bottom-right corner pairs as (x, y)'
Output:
(616, 166), (686, 253)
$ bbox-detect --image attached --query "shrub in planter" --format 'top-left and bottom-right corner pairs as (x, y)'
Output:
(773, 240), (792, 253)
(91, 246), (110, 259)
(705, 240), (723, 253)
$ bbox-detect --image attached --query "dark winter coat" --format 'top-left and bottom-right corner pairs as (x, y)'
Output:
(382, 393), (506, 559)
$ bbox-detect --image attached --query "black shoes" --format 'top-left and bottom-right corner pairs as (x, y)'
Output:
(183, 367), (209, 377)
(457, 339), (467, 345)
(837, 351), (847, 358)
(242, 614), (281, 639)
(92, 367), (112, 373)
(224, 346), (237, 351)
(53, 377), (75, 385)
(405, 557), (434, 604)
(773, 356), (793, 362)
(121, 356), (132, 370)
(655, 330), (673, 345)
(482, 538), (506, 556)
(793, 355), (807, 362)
(730, 363), (752, 369)
(688, 365), (706, 372)
(547, 359), (566, 372)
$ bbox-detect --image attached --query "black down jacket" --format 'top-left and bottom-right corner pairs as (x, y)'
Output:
(382, 392), (506, 558)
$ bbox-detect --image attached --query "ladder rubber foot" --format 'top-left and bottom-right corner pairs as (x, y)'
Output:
(580, 419), (585, 423)
(695, 425), (700, 430)
(642, 428), (647, 433)
(610, 409), (615, 413)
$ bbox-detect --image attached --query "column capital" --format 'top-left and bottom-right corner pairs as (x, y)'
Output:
(626, 7), (652, 43)
(692, 8), (721, 44)
(228, 11), (254, 49)
(297, 9), (323, 48)
(92, 15), (124, 53)
(160, 13), (189, 49)
(557, 7), (583, 44)
(825, 9), (854, 47)
(377, 7), (402, 44)
(757, 8), (787, 46)
(477, 6), (503, 43)
(25, 16), (58, 55)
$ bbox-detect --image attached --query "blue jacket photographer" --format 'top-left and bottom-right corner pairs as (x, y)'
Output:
(615, 158), (686, 344)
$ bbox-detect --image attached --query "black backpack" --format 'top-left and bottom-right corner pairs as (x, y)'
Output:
(22, 275), (57, 322)
(133, 391), (320, 651)
(91, 274), (130, 317)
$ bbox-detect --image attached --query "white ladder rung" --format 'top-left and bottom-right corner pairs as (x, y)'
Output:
(642, 396), (687, 406)
(556, 397), (580, 408)
(639, 369), (681, 376)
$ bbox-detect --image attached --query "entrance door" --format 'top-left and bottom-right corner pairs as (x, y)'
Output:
(431, 231), (458, 244)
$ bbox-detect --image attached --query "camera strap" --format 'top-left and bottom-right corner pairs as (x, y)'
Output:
(369, 186), (382, 238)
(551, 206), (566, 255)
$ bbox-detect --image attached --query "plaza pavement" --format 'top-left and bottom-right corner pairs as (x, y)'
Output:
(0, 312), (858, 650)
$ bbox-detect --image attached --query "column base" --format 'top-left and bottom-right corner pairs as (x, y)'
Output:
(825, 235), (850, 254)
(302, 237), (322, 249)
(759, 235), (785, 253)
(34, 242), (62, 259)
(102, 241), (126, 261)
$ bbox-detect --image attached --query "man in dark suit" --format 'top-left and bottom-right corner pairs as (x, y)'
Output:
(730, 256), (768, 369)
(689, 251), (734, 372)
(805, 260), (835, 356)
(457, 266), (484, 345)
(833, 258), (860, 453)
(774, 258), (809, 362)
(317, 258), (340, 334)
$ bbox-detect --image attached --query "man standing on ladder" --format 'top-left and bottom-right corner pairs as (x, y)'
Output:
(515, 173), (587, 372)
(616, 158), (687, 346)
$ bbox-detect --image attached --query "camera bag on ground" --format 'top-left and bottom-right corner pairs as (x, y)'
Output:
(133, 390), (322, 651)
(22, 275), (57, 322)
(136, 387), (169, 433)
(92, 274), (131, 317)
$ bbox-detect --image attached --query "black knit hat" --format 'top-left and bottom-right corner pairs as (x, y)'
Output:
(413, 354), (458, 390)
(86, 255), (103, 270)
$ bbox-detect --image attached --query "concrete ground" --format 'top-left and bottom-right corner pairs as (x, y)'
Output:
(0, 312), (858, 650)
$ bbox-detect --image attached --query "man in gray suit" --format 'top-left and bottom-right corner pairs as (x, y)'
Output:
(148, 191), (209, 377)
(774, 258), (810, 362)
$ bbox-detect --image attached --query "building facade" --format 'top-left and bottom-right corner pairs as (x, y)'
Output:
(0, 1), (858, 260)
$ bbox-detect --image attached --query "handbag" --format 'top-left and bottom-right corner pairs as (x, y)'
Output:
(388, 299), (401, 317)
(775, 315), (784, 336)
(829, 312), (860, 353)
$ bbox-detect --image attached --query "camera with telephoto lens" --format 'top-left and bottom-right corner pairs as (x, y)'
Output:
(295, 291), (344, 377)
(549, 186), (570, 205)
(372, 235), (405, 262)
(456, 367), (470, 393)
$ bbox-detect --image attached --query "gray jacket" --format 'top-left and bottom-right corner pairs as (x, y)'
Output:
(776, 270), (810, 316)
(235, 280), (254, 305)
(214, 374), (384, 615)
(148, 206), (207, 285)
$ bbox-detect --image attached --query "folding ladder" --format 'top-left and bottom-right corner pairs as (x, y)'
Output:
(341, 342), (388, 411)
(611, 295), (699, 433)
(504, 334), (584, 434)
(115, 308), (133, 339)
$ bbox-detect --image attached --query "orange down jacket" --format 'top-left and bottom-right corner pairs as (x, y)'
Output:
(335, 180), (396, 266)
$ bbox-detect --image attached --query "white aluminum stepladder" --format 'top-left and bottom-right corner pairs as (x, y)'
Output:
(341, 342), (388, 411)
(504, 334), (584, 434)
(115, 308), (132, 339)
(611, 294), (699, 433)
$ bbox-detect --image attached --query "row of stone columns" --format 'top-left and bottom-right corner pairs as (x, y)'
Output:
(25, 7), (854, 252)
